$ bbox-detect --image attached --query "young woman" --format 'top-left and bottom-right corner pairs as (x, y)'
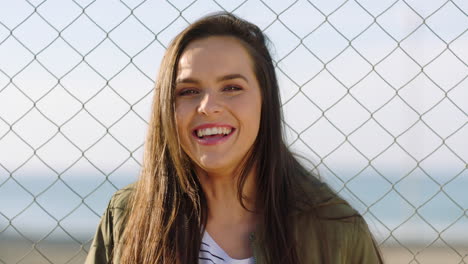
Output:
(86, 12), (383, 264)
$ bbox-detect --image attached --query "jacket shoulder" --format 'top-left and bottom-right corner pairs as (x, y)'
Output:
(292, 178), (383, 263)
(315, 185), (359, 219)
(294, 175), (359, 219)
(85, 183), (136, 264)
(109, 183), (135, 210)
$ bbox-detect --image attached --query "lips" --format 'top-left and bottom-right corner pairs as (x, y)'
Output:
(192, 123), (235, 146)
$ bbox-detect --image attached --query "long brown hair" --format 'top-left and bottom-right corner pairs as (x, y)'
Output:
(119, 12), (327, 263)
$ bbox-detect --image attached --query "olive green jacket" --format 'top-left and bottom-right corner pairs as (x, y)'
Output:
(85, 183), (383, 263)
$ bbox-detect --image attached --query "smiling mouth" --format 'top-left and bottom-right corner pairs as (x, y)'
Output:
(194, 127), (235, 139)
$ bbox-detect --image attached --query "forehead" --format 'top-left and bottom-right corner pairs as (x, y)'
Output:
(177, 36), (254, 78)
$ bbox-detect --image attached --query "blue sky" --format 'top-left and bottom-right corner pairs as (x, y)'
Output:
(0, 0), (466, 179)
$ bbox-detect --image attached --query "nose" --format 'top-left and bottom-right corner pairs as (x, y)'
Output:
(197, 92), (222, 115)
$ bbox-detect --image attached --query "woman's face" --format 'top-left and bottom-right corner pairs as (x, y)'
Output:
(175, 36), (262, 176)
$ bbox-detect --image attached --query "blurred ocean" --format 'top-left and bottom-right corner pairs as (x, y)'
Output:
(1, 170), (467, 246)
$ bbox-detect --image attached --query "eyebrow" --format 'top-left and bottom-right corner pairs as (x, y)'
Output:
(175, 73), (249, 84)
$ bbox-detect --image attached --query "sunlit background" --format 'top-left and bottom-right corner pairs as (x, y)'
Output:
(0, 0), (467, 263)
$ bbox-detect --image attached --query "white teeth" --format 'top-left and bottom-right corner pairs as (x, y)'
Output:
(196, 127), (232, 137)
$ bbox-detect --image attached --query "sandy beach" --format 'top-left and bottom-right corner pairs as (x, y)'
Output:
(1, 239), (465, 263)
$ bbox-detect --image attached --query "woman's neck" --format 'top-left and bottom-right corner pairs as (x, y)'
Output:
(197, 167), (258, 259)
(197, 167), (258, 229)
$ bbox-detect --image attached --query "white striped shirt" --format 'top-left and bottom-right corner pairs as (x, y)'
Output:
(199, 232), (254, 264)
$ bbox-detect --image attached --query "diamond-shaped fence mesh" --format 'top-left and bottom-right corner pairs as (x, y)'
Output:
(0, 0), (467, 263)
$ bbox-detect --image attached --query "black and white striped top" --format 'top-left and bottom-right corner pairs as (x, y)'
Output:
(199, 232), (254, 264)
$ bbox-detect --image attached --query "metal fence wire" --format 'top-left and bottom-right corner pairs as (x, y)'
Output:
(0, 0), (467, 263)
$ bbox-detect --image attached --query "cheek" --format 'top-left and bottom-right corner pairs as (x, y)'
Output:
(175, 110), (183, 133)
(175, 106), (190, 142)
(236, 96), (262, 137)
(175, 100), (191, 127)
(248, 91), (262, 119)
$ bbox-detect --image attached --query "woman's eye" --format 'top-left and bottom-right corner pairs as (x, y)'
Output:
(178, 89), (199, 96)
(223, 85), (242, 91)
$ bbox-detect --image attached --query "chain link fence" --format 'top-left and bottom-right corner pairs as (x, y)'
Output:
(0, 0), (467, 263)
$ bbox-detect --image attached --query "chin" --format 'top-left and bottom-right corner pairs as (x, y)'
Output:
(195, 158), (239, 176)
(198, 163), (230, 174)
